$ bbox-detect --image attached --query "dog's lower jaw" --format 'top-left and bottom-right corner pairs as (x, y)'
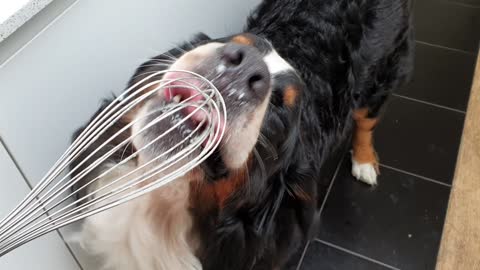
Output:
(75, 163), (202, 270)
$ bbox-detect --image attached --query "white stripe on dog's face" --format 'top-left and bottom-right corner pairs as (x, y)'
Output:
(168, 42), (224, 71)
(263, 50), (294, 75)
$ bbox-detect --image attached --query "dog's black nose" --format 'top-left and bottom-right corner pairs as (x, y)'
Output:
(220, 43), (270, 97)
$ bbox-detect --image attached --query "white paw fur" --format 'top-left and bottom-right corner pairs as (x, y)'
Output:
(351, 158), (378, 185)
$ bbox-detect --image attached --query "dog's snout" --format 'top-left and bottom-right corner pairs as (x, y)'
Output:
(220, 44), (270, 97)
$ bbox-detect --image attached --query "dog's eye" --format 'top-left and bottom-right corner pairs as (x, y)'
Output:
(270, 85), (299, 108)
(270, 89), (284, 105)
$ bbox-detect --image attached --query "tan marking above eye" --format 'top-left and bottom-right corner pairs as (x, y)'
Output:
(283, 86), (298, 107)
(231, 35), (254, 46)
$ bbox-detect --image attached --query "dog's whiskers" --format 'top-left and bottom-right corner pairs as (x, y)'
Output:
(253, 147), (267, 181)
(131, 70), (166, 81)
(257, 133), (278, 161)
(149, 59), (175, 64)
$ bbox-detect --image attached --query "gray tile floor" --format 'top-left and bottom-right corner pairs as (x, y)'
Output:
(290, 0), (479, 269)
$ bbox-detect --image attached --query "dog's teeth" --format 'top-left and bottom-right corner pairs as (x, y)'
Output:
(172, 95), (181, 103)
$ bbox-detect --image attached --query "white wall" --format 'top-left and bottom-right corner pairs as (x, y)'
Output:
(0, 141), (80, 270)
(0, 0), (260, 269)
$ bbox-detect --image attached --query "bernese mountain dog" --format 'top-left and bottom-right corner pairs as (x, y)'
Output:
(70, 0), (414, 269)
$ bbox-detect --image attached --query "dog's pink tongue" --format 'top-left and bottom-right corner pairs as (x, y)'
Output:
(163, 71), (207, 123)
(163, 71), (225, 147)
(163, 72), (205, 103)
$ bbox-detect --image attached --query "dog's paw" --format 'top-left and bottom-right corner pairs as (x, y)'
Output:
(351, 158), (378, 185)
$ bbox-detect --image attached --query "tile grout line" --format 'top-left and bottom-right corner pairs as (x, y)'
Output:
(55, 230), (84, 270)
(0, 138), (85, 270)
(0, 138), (34, 190)
(0, 0), (81, 69)
(314, 239), (401, 270)
(318, 154), (346, 214)
(312, 157), (450, 269)
(295, 240), (311, 270)
(379, 163), (452, 188)
(415, 40), (477, 56)
(294, 153), (346, 270)
(444, 0), (480, 9)
(392, 93), (466, 114)
(313, 154), (403, 270)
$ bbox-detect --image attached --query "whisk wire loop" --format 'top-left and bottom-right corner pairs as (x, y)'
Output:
(0, 70), (226, 256)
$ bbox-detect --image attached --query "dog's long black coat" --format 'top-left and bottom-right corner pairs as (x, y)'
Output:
(71, 0), (414, 269)
(192, 1), (413, 269)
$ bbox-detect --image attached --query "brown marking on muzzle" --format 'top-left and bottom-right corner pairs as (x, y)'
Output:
(352, 108), (379, 171)
(192, 168), (248, 209)
(283, 86), (298, 107)
(214, 169), (248, 207)
(231, 35), (254, 46)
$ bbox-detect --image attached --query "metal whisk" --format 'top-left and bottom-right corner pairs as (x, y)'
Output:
(0, 70), (226, 256)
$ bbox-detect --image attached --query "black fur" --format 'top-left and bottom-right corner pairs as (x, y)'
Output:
(194, 1), (413, 269)
(70, 0), (414, 269)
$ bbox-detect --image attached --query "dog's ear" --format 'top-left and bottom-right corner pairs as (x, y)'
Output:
(189, 32), (212, 45)
(171, 32), (212, 54)
(128, 32), (212, 87)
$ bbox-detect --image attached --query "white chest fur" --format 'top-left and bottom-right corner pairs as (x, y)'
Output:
(76, 164), (201, 270)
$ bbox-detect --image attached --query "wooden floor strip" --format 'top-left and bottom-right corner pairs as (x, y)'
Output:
(436, 53), (480, 269)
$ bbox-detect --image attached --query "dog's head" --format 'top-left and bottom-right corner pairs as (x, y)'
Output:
(71, 32), (308, 210)
(128, 33), (305, 181)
